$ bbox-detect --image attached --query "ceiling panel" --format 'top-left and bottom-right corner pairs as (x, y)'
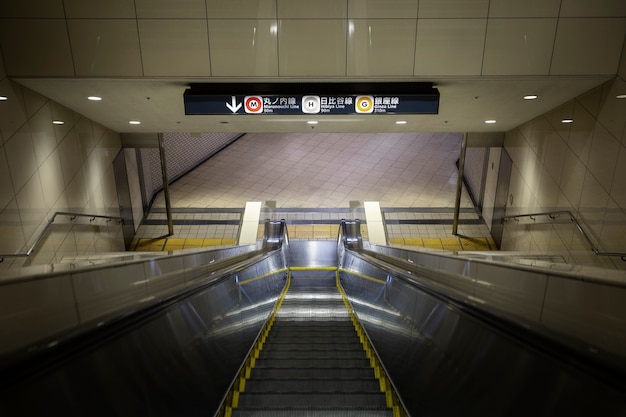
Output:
(560, 0), (626, 17)
(483, 18), (557, 75)
(488, 0), (561, 17)
(68, 19), (143, 76)
(208, 19), (278, 76)
(0, 19), (74, 76)
(277, 0), (347, 19)
(347, 0), (418, 18)
(139, 20), (210, 77)
(551, 18), (626, 75)
(63, 0), (136, 18)
(347, 19), (416, 76)
(0, 0), (64, 18)
(418, 0), (489, 18)
(135, 0), (206, 18)
(278, 20), (347, 76)
(205, 0), (276, 19)
(414, 18), (486, 76)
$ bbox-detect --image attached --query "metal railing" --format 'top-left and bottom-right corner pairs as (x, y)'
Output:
(0, 211), (123, 263)
(502, 210), (626, 261)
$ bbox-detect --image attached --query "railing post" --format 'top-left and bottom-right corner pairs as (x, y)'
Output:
(158, 133), (174, 236)
(453, 132), (468, 235)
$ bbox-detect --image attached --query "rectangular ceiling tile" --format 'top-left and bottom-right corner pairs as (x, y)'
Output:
(0, 19), (74, 76)
(419, 0), (489, 18)
(560, 0), (626, 17)
(551, 18), (626, 75)
(0, 0), (64, 18)
(136, 0), (206, 18)
(347, 19), (416, 76)
(63, 0), (136, 18)
(482, 18), (557, 75)
(278, 19), (347, 76)
(488, 0), (561, 17)
(206, 0), (276, 18)
(139, 20), (210, 76)
(68, 19), (143, 76)
(414, 18), (486, 75)
(277, 0), (347, 18)
(208, 19), (278, 76)
(348, 0), (418, 18)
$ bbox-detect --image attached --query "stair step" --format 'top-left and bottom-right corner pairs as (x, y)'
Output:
(231, 409), (393, 417)
(258, 350), (366, 360)
(251, 368), (376, 380)
(236, 393), (388, 409)
(254, 358), (371, 369)
(243, 378), (381, 393)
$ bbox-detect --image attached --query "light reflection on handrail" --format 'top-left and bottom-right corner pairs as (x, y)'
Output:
(502, 210), (626, 261)
(0, 211), (124, 262)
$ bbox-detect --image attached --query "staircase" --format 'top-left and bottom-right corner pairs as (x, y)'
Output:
(226, 269), (399, 417)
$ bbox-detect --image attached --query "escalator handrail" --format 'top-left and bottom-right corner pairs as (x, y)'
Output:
(340, 245), (626, 393)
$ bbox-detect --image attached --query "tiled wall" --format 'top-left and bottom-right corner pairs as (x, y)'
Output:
(490, 71), (626, 269)
(0, 73), (124, 269)
(140, 132), (241, 202)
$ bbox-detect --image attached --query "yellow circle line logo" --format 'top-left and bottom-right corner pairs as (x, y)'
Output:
(356, 96), (374, 113)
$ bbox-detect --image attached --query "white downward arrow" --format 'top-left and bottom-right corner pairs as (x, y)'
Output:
(226, 96), (242, 113)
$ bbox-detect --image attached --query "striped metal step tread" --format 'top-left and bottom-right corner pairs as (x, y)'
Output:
(258, 349), (367, 360)
(253, 358), (371, 369)
(243, 378), (381, 393)
(231, 409), (393, 417)
(237, 393), (388, 409)
(250, 367), (377, 380)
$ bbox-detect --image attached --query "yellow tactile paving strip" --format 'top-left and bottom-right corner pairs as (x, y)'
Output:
(389, 236), (496, 251)
(130, 237), (237, 252)
(130, 225), (495, 252)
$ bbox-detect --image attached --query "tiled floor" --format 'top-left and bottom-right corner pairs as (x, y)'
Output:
(133, 132), (494, 252)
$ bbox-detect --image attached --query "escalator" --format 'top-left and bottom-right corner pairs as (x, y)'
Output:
(1, 226), (625, 416)
(224, 268), (400, 416)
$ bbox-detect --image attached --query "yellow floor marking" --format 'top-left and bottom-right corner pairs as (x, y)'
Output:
(422, 238), (444, 249)
(403, 237), (423, 245)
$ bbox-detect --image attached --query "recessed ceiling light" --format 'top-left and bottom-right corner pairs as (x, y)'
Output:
(484, 120), (496, 124)
(0, 96), (7, 101)
(616, 94), (626, 99)
(52, 120), (64, 125)
(395, 120), (407, 125)
(523, 95), (538, 100)
(87, 96), (102, 101)
(307, 120), (318, 125)
(129, 120), (141, 125)
(561, 118), (574, 124)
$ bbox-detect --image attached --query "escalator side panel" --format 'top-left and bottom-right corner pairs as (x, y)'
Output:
(339, 252), (626, 417)
(0, 256), (287, 417)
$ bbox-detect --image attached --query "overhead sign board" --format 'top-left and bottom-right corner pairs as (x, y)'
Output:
(183, 82), (439, 116)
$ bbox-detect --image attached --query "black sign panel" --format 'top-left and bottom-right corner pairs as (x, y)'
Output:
(183, 83), (439, 116)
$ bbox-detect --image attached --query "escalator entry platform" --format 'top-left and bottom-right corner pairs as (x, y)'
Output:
(222, 267), (404, 417)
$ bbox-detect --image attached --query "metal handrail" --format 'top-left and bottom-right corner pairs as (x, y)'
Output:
(502, 210), (626, 261)
(0, 211), (123, 262)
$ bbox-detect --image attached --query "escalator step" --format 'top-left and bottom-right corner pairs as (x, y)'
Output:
(254, 358), (371, 369)
(243, 378), (381, 393)
(236, 393), (388, 409)
(232, 410), (393, 417)
(251, 368), (375, 380)
(262, 342), (362, 351)
(259, 349), (366, 360)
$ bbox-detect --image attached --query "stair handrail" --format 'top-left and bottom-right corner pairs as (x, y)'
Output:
(0, 211), (124, 263)
(501, 210), (626, 261)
